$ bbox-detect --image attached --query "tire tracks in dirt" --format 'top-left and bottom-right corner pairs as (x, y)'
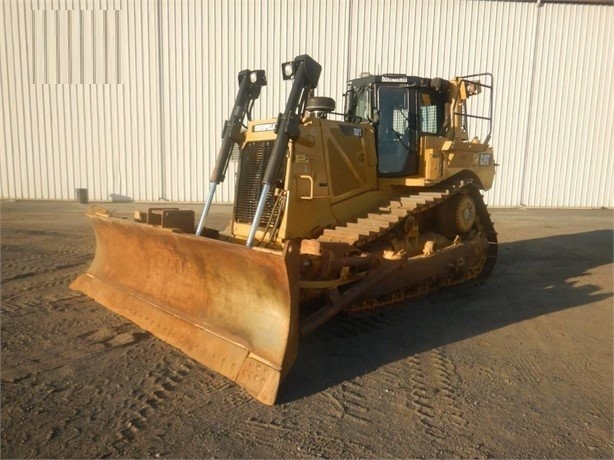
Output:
(109, 360), (195, 455)
(237, 405), (379, 459)
(2, 246), (91, 300)
(375, 347), (476, 456)
(294, 304), (475, 456)
(1, 321), (150, 384)
(1, 227), (93, 298)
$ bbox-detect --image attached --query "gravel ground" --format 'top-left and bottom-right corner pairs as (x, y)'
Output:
(1, 201), (612, 458)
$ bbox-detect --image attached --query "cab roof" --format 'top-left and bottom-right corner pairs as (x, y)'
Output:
(348, 74), (429, 87)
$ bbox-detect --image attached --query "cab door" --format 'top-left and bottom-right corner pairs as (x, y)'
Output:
(376, 86), (420, 177)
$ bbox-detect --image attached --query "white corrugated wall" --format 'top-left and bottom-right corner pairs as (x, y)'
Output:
(1, 0), (612, 207)
(335, 0), (614, 207)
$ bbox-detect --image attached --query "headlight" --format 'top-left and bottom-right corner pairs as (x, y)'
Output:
(282, 62), (295, 79)
(245, 70), (266, 86)
(466, 82), (476, 94)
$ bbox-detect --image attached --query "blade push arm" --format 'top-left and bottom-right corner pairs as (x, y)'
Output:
(196, 69), (267, 236)
(246, 55), (322, 247)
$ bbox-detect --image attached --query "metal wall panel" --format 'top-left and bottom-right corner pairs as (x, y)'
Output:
(1, 0), (612, 207)
(157, 0), (350, 203)
(521, 1), (614, 207)
(1, 0), (162, 201)
(348, 0), (614, 207)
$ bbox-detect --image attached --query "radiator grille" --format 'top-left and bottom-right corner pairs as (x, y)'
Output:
(234, 141), (286, 227)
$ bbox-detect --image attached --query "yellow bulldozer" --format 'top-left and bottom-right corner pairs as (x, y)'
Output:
(72, 55), (497, 404)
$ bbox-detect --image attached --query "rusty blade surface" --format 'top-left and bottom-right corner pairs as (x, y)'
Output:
(71, 213), (300, 405)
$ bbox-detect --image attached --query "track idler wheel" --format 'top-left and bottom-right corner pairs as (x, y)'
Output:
(454, 194), (476, 233)
(436, 193), (476, 238)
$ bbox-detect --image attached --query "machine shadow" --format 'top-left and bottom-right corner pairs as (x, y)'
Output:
(279, 229), (613, 403)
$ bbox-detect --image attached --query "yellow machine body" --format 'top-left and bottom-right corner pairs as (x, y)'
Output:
(72, 57), (498, 404)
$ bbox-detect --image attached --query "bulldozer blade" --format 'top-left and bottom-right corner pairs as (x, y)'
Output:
(71, 212), (300, 405)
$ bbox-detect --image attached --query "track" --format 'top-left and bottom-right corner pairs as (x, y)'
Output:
(317, 180), (498, 312)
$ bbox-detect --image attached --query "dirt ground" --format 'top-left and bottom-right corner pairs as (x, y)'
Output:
(1, 200), (612, 459)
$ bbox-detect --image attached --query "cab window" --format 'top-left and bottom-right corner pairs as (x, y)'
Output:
(376, 86), (419, 176)
(419, 91), (444, 135)
(355, 87), (371, 121)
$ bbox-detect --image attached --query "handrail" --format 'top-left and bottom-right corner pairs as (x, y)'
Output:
(298, 175), (314, 200)
(455, 72), (494, 145)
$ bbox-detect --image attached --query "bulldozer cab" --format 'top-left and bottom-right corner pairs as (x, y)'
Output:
(345, 75), (449, 178)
